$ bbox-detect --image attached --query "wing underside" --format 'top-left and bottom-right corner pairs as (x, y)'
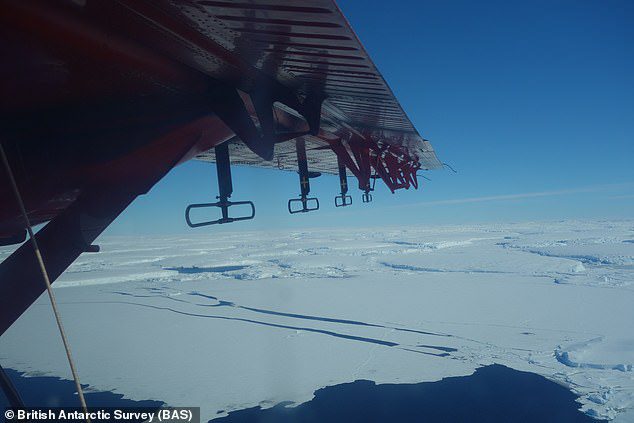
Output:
(0, 0), (441, 239)
(158, 0), (442, 176)
(0, 0), (443, 337)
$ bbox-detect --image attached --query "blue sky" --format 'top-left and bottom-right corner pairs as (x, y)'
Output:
(108, 0), (633, 235)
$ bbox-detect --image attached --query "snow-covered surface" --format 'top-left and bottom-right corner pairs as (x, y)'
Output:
(1, 220), (633, 421)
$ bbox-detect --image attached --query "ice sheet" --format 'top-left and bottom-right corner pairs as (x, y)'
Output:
(1, 220), (632, 420)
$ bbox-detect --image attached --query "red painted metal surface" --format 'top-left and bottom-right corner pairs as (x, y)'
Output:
(1, 0), (441, 241)
(0, 0), (445, 337)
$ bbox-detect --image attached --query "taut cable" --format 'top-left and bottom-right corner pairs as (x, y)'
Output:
(0, 143), (90, 422)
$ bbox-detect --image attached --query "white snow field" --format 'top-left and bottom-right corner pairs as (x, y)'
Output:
(1, 220), (633, 421)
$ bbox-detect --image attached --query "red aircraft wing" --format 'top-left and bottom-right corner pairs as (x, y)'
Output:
(0, 0), (441, 334)
(186, 0), (442, 174)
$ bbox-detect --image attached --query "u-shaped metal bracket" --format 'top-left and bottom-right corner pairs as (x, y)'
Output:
(186, 200), (255, 227)
(288, 197), (319, 214)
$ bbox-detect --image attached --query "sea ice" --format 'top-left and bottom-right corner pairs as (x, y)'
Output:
(0, 220), (632, 421)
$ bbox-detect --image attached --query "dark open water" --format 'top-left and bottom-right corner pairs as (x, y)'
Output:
(0, 368), (163, 410)
(212, 365), (599, 423)
(1, 364), (600, 422)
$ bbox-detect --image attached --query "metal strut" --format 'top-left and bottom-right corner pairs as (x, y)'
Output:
(185, 142), (255, 227)
(334, 157), (352, 207)
(346, 137), (374, 203)
(288, 139), (319, 214)
(0, 364), (25, 409)
(0, 143), (90, 420)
